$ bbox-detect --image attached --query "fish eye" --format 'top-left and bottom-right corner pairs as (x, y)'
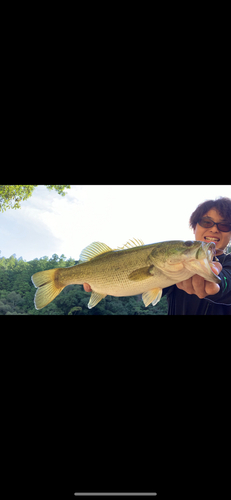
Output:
(184, 240), (194, 247)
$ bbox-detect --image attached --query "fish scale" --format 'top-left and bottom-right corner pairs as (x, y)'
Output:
(68, 244), (156, 296)
(31, 239), (220, 310)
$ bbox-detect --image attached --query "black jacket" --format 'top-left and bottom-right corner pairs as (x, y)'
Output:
(163, 253), (231, 315)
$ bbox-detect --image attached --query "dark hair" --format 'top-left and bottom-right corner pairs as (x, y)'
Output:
(189, 197), (231, 230)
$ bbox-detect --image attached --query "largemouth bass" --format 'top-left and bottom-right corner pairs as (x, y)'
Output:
(31, 238), (221, 310)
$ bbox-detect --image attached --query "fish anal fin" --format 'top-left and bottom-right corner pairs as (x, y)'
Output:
(79, 242), (112, 263)
(128, 265), (154, 281)
(88, 292), (107, 309)
(142, 287), (162, 307)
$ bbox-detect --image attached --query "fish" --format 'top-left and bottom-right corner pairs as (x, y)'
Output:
(31, 238), (221, 310)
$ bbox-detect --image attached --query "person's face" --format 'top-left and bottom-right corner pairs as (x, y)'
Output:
(194, 208), (231, 255)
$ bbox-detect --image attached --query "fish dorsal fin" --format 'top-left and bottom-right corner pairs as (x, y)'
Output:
(79, 242), (112, 262)
(116, 238), (144, 251)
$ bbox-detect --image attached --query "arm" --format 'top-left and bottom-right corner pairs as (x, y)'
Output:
(205, 261), (231, 305)
(176, 260), (231, 305)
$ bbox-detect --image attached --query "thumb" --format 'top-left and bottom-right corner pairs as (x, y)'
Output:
(83, 283), (92, 292)
(210, 262), (222, 275)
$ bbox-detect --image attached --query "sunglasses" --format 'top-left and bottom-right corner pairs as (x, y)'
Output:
(198, 217), (231, 232)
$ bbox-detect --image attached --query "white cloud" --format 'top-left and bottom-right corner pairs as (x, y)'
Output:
(1, 184), (230, 261)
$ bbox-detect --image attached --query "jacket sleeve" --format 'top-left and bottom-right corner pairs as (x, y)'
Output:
(205, 258), (231, 305)
(162, 285), (175, 297)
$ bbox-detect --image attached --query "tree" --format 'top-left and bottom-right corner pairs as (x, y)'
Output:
(68, 306), (83, 315)
(0, 302), (12, 314)
(7, 291), (22, 307)
(0, 185), (71, 212)
(0, 252), (169, 315)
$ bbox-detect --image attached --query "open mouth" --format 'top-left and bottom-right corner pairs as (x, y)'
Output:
(204, 236), (220, 242)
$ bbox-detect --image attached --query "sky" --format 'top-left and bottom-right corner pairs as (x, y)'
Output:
(0, 185), (230, 262)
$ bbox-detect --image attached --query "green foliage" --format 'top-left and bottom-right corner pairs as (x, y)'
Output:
(0, 252), (168, 315)
(68, 306), (83, 315)
(0, 185), (71, 212)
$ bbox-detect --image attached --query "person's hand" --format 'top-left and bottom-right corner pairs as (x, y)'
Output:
(176, 262), (222, 299)
(83, 283), (92, 292)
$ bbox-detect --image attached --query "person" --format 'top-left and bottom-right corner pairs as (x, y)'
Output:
(83, 197), (231, 315)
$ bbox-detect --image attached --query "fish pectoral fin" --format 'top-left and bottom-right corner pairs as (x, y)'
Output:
(88, 292), (107, 309)
(142, 287), (162, 307)
(128, 265), (154, 281)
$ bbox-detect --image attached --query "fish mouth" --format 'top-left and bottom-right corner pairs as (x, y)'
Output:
(201, 241), (221, 282)
(186, 241), (221, 284)
(202, 241), (216, 262)
(195, 241), (215, 261)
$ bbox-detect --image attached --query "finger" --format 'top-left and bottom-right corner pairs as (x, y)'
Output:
(83, 283), (92, 292)
(205, 281), (220, 296)
(191, 274), (207, 299)
(210, 262), (222, 275)
(176, 279), (195, 294)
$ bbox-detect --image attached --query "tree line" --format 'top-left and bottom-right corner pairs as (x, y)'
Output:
(2, 246), (230, 315)
(0, 253), (168, 315)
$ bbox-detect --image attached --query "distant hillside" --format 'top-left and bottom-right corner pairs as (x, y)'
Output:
(0, 253), (168, 315)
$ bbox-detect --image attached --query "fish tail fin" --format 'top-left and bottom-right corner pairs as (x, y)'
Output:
(31, 268), (64, 310)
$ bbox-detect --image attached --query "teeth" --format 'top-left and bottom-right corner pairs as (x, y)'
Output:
(204, 237), (219, 241)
